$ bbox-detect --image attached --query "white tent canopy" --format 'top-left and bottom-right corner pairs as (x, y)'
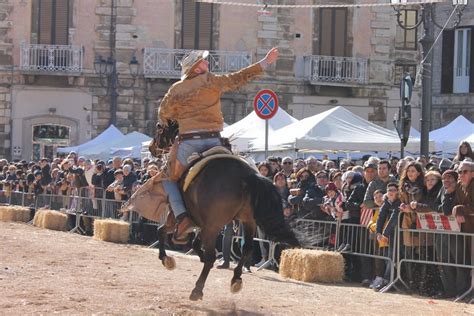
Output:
(429, 115), (474, 154)
(222, 108), (298, 152)
(57, 124), (124, 154)
(250, 106), (428, 153)
(79, 131), (152, 160)
(465, 133), (474, 145)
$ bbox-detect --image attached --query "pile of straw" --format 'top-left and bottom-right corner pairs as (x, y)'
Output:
(33, 209), (68, 231)
(93, 219), (129, 243)
(0, 205), (31, 222)
(279, 249), (344, 283)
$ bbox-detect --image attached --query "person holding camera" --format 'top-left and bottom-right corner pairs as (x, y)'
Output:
(288, 167), (326, 220)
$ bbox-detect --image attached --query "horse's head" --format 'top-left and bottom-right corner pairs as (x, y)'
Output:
(149, 120), (179, 157)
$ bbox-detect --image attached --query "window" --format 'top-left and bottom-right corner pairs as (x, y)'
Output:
(181, 1), (213, 50)
(38, 0), (70, 45)
(395, 10), (418, 50)
(453, 28), (471, 93)
(319, 8), (347, 56)
(32, 124), (70, 160)
(394, 64), (416, 85)
(441, 27), (474, 94)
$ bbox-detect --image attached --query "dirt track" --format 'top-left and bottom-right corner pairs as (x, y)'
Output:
(1, 221), (473, 315)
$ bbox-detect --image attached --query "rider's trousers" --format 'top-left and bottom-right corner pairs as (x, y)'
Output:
(163, 137), (222, 218)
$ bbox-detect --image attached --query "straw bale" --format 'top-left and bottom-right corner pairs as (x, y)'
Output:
(280, 249), (344, 283)
(33, 209), (68, 231)
(0, 205), (32, 222)
(93, 219), (130, 243)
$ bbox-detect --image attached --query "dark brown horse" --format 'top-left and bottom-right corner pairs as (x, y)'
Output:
(153, 122), (299, 301)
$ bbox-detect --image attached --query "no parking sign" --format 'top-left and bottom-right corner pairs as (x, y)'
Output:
(253, 89), (279, 120)
(253, 89), (279, 157)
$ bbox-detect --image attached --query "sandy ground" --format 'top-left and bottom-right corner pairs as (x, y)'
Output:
(1, 221), (473, 315)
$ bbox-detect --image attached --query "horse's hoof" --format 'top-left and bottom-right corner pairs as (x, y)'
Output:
(230, 278), (243, 294)
(162, 256), (176, 270)
(189, 288), (203, 301)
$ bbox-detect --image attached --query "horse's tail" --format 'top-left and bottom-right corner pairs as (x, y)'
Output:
(244, 173), (299, 247)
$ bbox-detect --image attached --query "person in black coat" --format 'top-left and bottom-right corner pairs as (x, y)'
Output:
(288, 168), (328, 220)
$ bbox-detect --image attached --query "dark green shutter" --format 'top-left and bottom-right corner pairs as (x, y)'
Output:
(441, 29), (454, 94)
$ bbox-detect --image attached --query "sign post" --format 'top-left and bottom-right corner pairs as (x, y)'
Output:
(394, 73), (412, 158)
(253, 89), (279, 158)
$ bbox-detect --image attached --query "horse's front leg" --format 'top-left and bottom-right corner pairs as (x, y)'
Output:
(189, 230), (217, 301)
(157, 222), (175, 270)
(231, 220), (256, 294)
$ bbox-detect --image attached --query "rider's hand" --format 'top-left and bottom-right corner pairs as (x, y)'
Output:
(264, 47), (279, 65)
(159, 119), (168, 128)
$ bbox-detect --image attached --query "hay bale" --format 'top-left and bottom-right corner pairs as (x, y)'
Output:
(0, 205), (32, 222)
(93, 219), (129, 243)
(33, 209), (68, 231)
(279, 249), (344, 283)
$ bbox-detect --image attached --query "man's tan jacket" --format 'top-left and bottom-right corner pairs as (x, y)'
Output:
(455, 179), (474, 233)
(159, 63), (263, 134)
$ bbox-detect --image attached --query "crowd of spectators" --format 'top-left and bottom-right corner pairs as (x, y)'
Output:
(254, 140), (474, 297)
(1, 140), (473, 298)
(0, 152), (162, 202)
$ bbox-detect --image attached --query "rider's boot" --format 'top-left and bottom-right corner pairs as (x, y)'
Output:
(174, 213), (197, 242)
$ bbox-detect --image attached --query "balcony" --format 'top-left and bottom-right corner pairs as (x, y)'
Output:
(304, 55), (368, 86)
(20, 43), (84, 75)
(143, 48), (252, 79)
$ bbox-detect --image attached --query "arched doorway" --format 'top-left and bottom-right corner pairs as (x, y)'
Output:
(32, 124), (71, 160)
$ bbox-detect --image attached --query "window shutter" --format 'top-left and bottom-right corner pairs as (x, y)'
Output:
(319, 9), (333, 56)
(319, 8), (347, 56)
(182, 0), (197, 49)
(39, 0), (53, 44)
(197, 3), (213, 50)
(469, 26), (474, 93)
(333, 9), (347, 57)
(38, 0), (69, 45)
(54, 0), (69, 45)
(441, 29), (454, 94)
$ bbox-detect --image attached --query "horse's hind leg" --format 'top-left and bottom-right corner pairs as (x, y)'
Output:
(189, 230), (217, 301)
(157, 223), (175, 270)
(192, 235), (205, 262)
(231, 220), (256, 294)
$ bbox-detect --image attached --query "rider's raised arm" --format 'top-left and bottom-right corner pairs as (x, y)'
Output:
(209, 47), (279, 93)
(208, 63), (264, 93)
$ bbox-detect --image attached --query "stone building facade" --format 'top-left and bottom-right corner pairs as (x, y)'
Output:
(0, 0), (468, 160)
(431, 3), (474, 129)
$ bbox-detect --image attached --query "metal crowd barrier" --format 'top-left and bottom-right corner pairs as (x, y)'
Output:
(293, 218), (338, 250)
(394, 212), (474, 302)
(230, 225), (280, 271)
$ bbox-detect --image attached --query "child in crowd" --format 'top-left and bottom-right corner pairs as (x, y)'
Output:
(367, 190), (387, 291)
(374, 182), (401, 291)
(322, 182), (344, 220)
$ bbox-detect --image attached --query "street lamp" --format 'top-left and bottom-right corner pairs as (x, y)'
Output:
(93, 53), (141, 125)
(390, 0), (467, 156)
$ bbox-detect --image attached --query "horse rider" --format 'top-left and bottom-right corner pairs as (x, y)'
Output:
(124, 47), (279, 242)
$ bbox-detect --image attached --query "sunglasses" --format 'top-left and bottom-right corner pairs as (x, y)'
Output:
(283, 161), (293, 165)
(459, 170), (472, 174)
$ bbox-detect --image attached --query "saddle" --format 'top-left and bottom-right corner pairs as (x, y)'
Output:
(180, 146), (249, 192)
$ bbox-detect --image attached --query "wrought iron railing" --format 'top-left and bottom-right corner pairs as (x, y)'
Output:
(304, 55), (368, 85)
(143, 48), (252, 78)
(20, 42), (84, 74)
